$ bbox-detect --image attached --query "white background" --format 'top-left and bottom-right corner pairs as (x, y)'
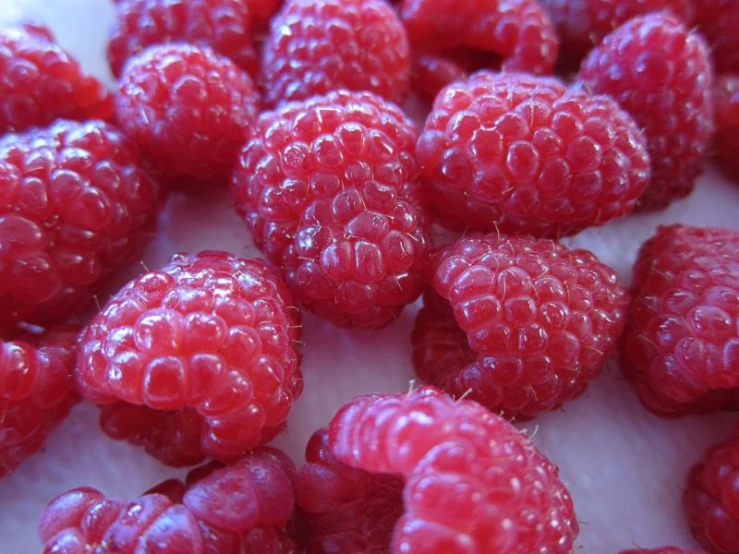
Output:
(1, 1), (738, 551)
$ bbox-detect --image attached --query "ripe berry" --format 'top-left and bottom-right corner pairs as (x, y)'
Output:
(578, 13), (714, 212)
(623, 225), (739, 417)
(696, 0), (739, 75)
(1, 326), (78, 479)
(0, 24), (112, 135)
(713, 75), (739, 181)
(76, 251), (303, 466)
(248, 0), (283, 29)
(114, 43), (260, 184)
(414, 233), (629, 420)
(418, 72), (650, 237)
(621, 549), (706, 554)
(0, 120), (163, 332)
(231, 90), (431, 329)
(260, 0), (411, 106)
(412, 51), (470, 100)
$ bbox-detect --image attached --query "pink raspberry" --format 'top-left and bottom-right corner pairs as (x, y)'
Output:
(76, 251), (303, 466)
(414, 233), (629, 420)
(623, 225), (739, 417)
(621, 549), (706, 554)
(713, 75), (739, 181)
(696, 0), (739, 75)
(0, 24), (112, 134)
(114, 43), (260, 184)
(260, 0), (411, 106)
(412, 51), (470, 100)
(417, 72), (650, 237)
(577, 13), (714, 212)
(248, 0), (283, 29)
(231, 90), (431, 329)
(1, 326), (79, 479)
(0, 120), (163, 332)
(38, 447), (299, 553)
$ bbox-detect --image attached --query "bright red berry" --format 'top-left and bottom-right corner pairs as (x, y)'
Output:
(696, 0), (739, 75)
(76, 251), (303, 466)
(260, 0), (411, 106)
(623, 225), (739, 417)
(231, 90), (431, 329)
(621, 548), (706, 554)
(713, 75), (739, 181)
(247, 0), (283, 29)
(414, 233), (629, 420)
(577, 13), (714, 212)
(0, 120), (163, 332)
(114, 43), (260, 184)
(412, 51), (470, 100)
(418, 72), (650, 237)
(1, 326), (79, 479)
(325, 386), (579, 553)
(0, 24), (112, 134)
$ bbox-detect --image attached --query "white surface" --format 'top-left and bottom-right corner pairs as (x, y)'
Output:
(2, 1), (739, 551)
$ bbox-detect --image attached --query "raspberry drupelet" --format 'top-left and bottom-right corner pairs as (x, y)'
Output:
(417, 72), (650, 237)
(713, 75), (739, 181)
(297, 386), (579, 553)
(38, 447), (299, 553)
(1, 326), (79, 479)
(0, 120), (163, 332)
(114, 43), (260, 184)
(577, 13), (714, 212)
(260, 0), (411, 106)
(413, 233), (629, 420)
(621, 549), (706, 554)
(696, 0), (739, 75)
(623, 225), (739, 417)
(0, 24), (112, 134)
(76, 251), (303, 466)
(231, 90), (431, 329)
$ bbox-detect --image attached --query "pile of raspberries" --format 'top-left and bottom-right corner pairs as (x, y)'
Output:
(1, 0), (738, 552)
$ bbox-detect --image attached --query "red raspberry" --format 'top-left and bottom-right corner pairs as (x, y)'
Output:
(417, 72), (650, 237)
(713, 75), (739, 181)
(623, 225), (739, 417)
(231, 90), (431, 329)
(696, 0), (739, 75)
(683, 432), (739, 554)
(577, 13), (714, 212)
(324, 386), (579, 553)
(415, 233), (629, 420)
(1, 326), (78, 479)
(0, 120), (162, 332)
(76, 251), (303, 466)
(0, 24), (112, 135)
(621, 549), (706, 554)
(38, 447), (299, 553)
(400, 0), (559, 77)
(114, 43), (260, 184)
(248, 0), (283, 29)
(412, 52), (470, 100)
(260, 0), (411, 106)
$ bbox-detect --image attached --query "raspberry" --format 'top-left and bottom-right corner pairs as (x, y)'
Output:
(412, 52), (470, 100)
(323, 386), (579, 553)
(0, 120), (162, 332)
(230, 90), (431, 329)
(623, 225), (739, 417)
(260, 0), (411, 106)
(1, 326), (78, 478)
(38, 447), (299, 553)
(577, 13), (714, 212)
(621, 549), (706, 554)
(696, 0), (739, 75)
(0, 24), (112, 135)
(76, 251), (303, 465)
(114, 43), (260, 184)
(248, 0), (283, 29)
(418, 72), (650, 237)
(400, 0), (559, 77)
(713, 75), (739, 181)
(415, 233), (630, 420)
(683, 433), (739, 554)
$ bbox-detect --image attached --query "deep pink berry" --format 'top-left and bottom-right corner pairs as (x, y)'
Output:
(76, 251), (303, 465)
(713, 75), (739, 181)
(231, 90), (431, 329)
(577, 13), (714, 211)
(623, 225), (739, 417)
(260, 0), (411, 106)
(247, 0), (283, 29)
(696, 0), (739, 75)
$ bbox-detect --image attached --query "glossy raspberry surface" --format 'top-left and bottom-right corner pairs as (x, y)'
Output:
(578, 13), (714, 212)
(412, 51), (470, 100)
(231, 90), (431, 329)
(418, 72), (650, 236)
(713, 75), (739, 181)
(260, 0), (411, 106)
(696, 0), (739, 75)
(1, 327), (78, 479)
(328, 386), (579, 553)
(414, 233), (629, 420)
(76, 251), (303, 465)
(623, 225), (739, 417)
(114, 43), (260, 184)
(0, 120), (162, 332)
(0, 24), (112, 134)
